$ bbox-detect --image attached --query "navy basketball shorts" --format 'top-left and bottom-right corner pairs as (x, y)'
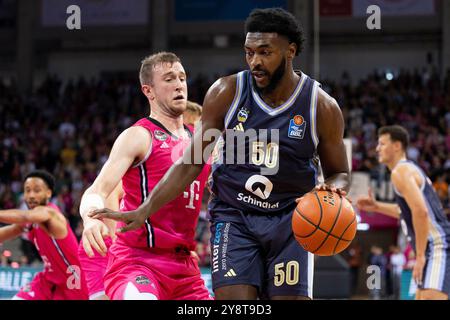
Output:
(209, 202), (314, 298)
(422, 246), (450, 295)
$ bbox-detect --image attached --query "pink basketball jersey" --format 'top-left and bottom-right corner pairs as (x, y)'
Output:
(25, 203), (86, 288)
(113, 117), (210, 253)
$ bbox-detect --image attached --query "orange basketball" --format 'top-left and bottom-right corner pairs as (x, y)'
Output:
(292, 190), (357, 256)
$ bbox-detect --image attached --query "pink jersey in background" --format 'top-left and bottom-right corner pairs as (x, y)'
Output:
(17, 203), (88, 299)
(77, 237), (112, 299)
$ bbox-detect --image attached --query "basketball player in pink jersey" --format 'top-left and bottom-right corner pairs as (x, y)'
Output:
(77, 183), (123, 300)
(79, 52), (211, 300)
(0, 170), (88, 300)
(79, 106), (202, 300)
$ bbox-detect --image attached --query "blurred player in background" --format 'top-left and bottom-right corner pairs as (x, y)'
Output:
(91, 8), (350, 300)
(357, 125), (450, 300)
(0, 170), (88, 300)
(79, 52), (211, 300)
(183, 100), (202, 126)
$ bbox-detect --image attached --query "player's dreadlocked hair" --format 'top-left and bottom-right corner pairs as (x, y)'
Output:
(245, 8), (306, 56)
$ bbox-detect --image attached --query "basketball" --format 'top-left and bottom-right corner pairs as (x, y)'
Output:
(292, 190), (357, 256)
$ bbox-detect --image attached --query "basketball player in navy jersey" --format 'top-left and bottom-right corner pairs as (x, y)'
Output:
(91, 8), (350, 300)
(357, 125), (450, 300)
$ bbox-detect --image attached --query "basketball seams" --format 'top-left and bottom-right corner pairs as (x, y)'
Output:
(294, 208), (319, 238)
(292, 191), (323, 238)
(293, 191), (357, 256)
(332, 214), (357, 255)
(314, 191), (324, 228)
(311, 193), (343, 254)
(294, 207), (352, 242)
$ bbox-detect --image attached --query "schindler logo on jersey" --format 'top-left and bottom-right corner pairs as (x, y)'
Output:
(237, 175), (280, 209)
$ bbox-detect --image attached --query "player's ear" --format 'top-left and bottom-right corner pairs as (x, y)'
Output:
(46, 189), (52, 201)
(141, 84), (155, 100)
(287, 42), (297, 60)
(394, 141), (402, 152)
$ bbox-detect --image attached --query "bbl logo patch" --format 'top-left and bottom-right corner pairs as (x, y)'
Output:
(154, 130), (168, 141)
(135, 275), (150, 285)
(288, 115), (306, 140)
(237, 108), (250, 123)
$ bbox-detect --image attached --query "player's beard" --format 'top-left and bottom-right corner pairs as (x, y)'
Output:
(26, 198), (48, 210)
(253, 57), (286, 96)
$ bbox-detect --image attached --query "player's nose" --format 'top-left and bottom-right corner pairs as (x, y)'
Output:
(249, 55), (262, 70)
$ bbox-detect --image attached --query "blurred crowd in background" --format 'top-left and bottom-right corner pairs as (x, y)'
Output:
(1, 68), (449, 291)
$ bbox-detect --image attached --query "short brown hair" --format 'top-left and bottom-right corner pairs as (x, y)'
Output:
(185, 101), (202, 116)
(139, 52), (181, 85)
(183, 101), (202, 126)
(378, 125), (409, 151)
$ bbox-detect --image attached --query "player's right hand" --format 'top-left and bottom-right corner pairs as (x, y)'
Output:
(296, 184), (351, 204)
(82, 218), (113, 257)
(89, 208), (147, 233)
(356, 188), (378, 212)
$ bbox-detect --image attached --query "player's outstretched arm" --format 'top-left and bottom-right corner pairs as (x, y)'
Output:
(315, 88), (350, 195)
(90, 75), (237, 232)
(0, 206), (67, 239)
(0, 224), (24, 242)
(356, 188), (401, 219)
(391, 164), (429, 286)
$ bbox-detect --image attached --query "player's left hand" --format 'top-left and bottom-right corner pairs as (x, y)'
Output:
(89, 208), (147, 233)
(412, 255), (426, 288)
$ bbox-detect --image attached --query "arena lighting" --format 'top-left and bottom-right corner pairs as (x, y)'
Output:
(356, 214), (370, 231)
(386, 72), (394, 81)
(357, 223), (370, 231)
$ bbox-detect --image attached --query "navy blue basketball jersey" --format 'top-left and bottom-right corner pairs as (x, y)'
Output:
(210, 70), (321, 213)
(393, 160), (450, 252)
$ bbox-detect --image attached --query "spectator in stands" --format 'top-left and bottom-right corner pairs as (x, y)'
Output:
(390, 245), (406, 299)
(343, 240), (362, 296)
(368, 245), (387, 299)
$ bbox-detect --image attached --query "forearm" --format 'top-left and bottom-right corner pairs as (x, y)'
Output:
(324, 172), (351, 193)
(0, 224), (23, 242)
(139, 161), (204, 217)
(373, 201), (401, 219)
(80, 189), (107, 222)
(0, 210), (29, 224)
(412, 210), (429, 258)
